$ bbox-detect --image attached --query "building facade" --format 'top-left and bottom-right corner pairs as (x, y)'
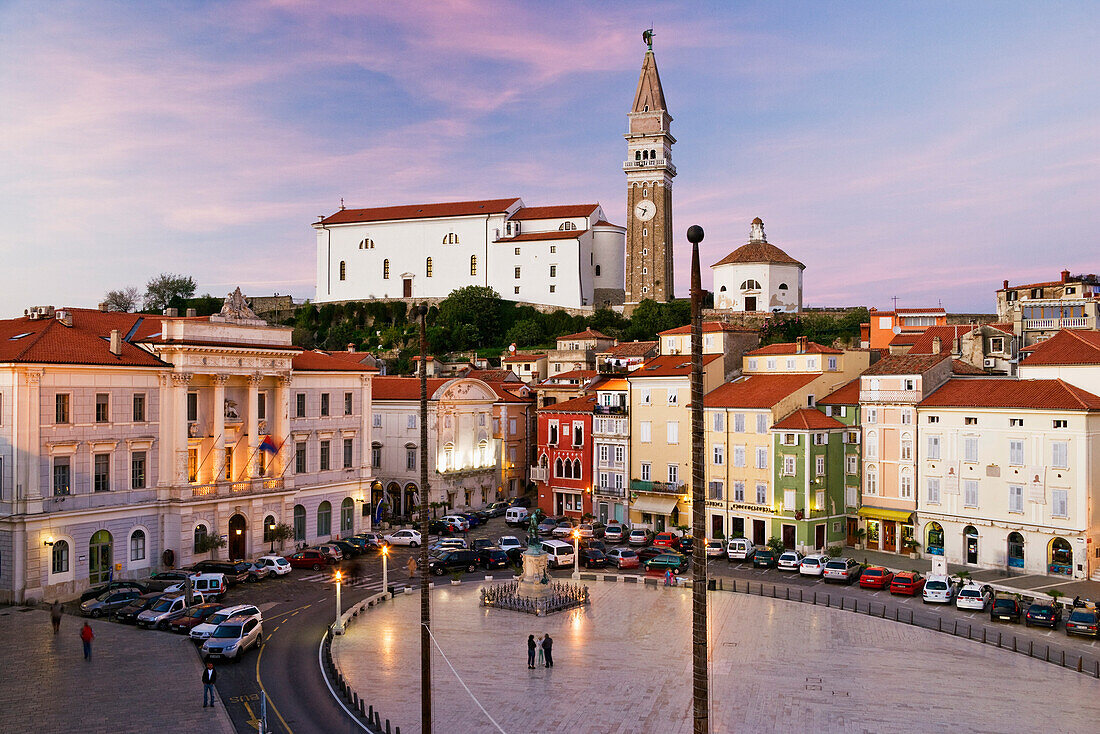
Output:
(815, 379), (863, 545)
(997, 271), (1100, 348)
(711, 218), (804, 313)
(534, 395), (596, 519)
(592, 379), (630, 525)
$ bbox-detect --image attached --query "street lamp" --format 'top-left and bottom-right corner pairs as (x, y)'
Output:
(268, 522), (276, 554)
(572, 529), (580, 579)
(333, 570), (344, 635)
(382, 544), (389, 596)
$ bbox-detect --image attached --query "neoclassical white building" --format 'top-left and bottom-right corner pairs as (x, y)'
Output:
(314, 199), (625, 309)
(711, 218), (804, 313)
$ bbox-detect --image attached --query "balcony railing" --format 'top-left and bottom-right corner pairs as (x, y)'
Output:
(859, 390), (920, 404)
(1023, 317), (1091, 330)
(594, 485), (627, 498)
(190, 477), (284, 499)
(594, 405), (627, 415)
(630, 479), (685, 495)
(622, 159), (677, 175)
(529, 466), (548, 482)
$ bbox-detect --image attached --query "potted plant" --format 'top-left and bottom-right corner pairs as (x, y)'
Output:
(852, 527), (866, 551)
(271, 523), (294, 552)
(450, 569), (464, 586)
(1047, 589), (1065, 608)
(904, 538), (921, 560)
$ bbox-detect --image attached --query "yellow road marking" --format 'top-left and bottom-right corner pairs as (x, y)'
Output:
(242, 701), (262, 732)
(291, 611), (299, 617)
(256, 628), (294, 734)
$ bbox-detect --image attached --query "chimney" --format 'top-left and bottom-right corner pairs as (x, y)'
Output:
(1062, 269), (1071, 283)
(347, 343), (355, 352)
(98, 302), (108, 312)
(1002, 279), (1009, 290)
(796, 336), (807, 354)
(56, 310), (73, 327)
(952, 337), (960, 354)
(932, 336), (942, 354)
(109, 329), (122, 355)
(186, 308), (197, 317)
(164, 307), (178, 317)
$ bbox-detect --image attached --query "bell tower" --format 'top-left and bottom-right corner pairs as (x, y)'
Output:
(624, 30), (676, 308)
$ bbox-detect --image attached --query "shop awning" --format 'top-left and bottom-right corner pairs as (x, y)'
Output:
(632, 495), (681, 516)
(857, 506), (914, 523)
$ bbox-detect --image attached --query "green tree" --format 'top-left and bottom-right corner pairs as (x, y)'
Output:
(505, 318), (545, 347)
(143, 273), (196, 312)
(435, 286), (506, 348)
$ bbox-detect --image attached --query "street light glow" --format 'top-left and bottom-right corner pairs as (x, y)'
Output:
(335, 570), (342, 583)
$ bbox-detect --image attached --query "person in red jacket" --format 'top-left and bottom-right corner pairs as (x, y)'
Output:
(80, 622), (94, 660)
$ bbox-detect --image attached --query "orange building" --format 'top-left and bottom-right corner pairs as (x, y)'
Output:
(865, 307), (947, 350)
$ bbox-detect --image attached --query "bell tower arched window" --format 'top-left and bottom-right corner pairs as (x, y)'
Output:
(470, 255), (477, 276)
(339, 261), (346, 280)
(426, 257), (433, 277)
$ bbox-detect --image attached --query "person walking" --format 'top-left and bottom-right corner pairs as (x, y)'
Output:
(527, 634), (536, 669)
(664, 568), (672, 587)
(543, 633), (554, 668)
(536, 634), (545, 667)
(50, 600), (63, 634)
(202, 662), (217, 707)
(408, 556), (417, 579)
(80, 622), (94, 660)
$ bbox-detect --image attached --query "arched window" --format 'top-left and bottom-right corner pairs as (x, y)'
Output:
(52, 539), (70, 574)
(635, 150), (641, 161)
(478, 439), (490, 467)
(339, 261), (346, 280)
(719, 286), (727, 292)
(926, 522), (944, 555)
(866, 464), (878, 495)
(1050, 537), (1072, 575)
(193, 524), (208, 553)
(573, 459), (582, 478)
(426, 257), (433, 277)
(263, 515), (276, 543)
(866, 430), (878, 459)
(594, 265), (601, 277)
(443, 233), (459, 245)
(642, 150), (649, 160)
(383, 259), (390, 279)
(1007, 531), (1025, 569)
(470, 255), (477, 276)
(129, 529), (146, 562)
(555, 458), (564, 478)
(444, 442), (455, 471)
(642, 286), (649, 294)
(359, 238), (374, 249)
(293, 505), (306, 541)
(650, 149), (656, 159)
(341, 497), (354, 532)
(317, 501), (332, 536)
(899, 467), (912, 499)
(778, 283), (788, 291)
(740, 280), (762, 290)
(559, 222), (577, 231)
(901, 433), (912, 461)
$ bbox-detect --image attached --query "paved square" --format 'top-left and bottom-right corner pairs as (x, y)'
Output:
(334, 581), (1100, 733)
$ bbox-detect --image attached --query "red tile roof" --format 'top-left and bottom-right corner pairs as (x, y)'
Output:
(540, 369), (597, 383)
(894, 308), (946, 315)
(990, 323), (1015, 334)
(772, 408), (846, 430)
(745, 341), (842, 356)
(630, 353), (723, 378)
(659, 322), (757, 336)
(321, 351), (382, 369)
(592, 220), (625, 229)
(704, 374), (819, 408)
(711, 241), (804, 269)
(465, 369), (513, 382)
(488, 383), (532, 403)
(558, 329), (612, 341)
(292, 350), (375, 372)
(371, 377), (451, 400)
(816, 378), (860, 405)
(919, 378), (1100, 411)
(495, 230), (586, 243)
(502, 353), (545, 362)
(861, 354), (949, 375)
(906, 325), (975, 355)
(538, 394), (596, 413)
(0, 309), (170, 368)
(951, 359), (988, 375)
(318, 198), (520, 225)
(509, 205), (598, 220)
(886, 332), (923, 347)
(1020, 330), (1100, 366)
(602, 340), (658, 357)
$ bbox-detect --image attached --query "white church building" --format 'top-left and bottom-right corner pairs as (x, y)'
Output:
(711, 218), (804, 313)
(314, 198), (625, 310)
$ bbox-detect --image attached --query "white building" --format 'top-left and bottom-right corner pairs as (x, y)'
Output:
(592, 378), (630, 525)
(711, 218), (804, 313)
(1018, 329), (1100, 395)
(314, 199), (625, 310)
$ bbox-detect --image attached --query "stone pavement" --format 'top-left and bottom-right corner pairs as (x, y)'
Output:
(334, 581), (1100, 734)
(0, 606), (236, 734)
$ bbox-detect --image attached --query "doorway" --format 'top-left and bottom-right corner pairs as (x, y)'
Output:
(846, 518), (858, 546)
(403, 278), (412, 297)
(744, 296), (757, 312)
(815, 524), (826, 550)
(711, 514), (724, 540)
(882, 521), (897, 552)
(89, 530), (113, 584)
(964, 526), (979, 564)
(598, 502), (609, 524)
(781, 524), (796, 549)
(752, 519), (765, 546)
(228, 514), (247, 560)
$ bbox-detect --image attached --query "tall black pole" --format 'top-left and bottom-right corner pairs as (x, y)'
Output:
(687, 224), (709, 734)
(418, 303), (432, 734)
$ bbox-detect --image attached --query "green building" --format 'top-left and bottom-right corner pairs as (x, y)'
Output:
(815, 378), (862, 546)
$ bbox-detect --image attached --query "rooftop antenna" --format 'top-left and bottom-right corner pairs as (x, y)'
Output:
(891, 296), (899, 311)
(339, 197), (346, 211)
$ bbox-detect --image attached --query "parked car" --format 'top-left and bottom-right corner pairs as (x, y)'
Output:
(508, 496), (532, 507)
(255, 555), (292, 576)
(989, 596), (1023, 623)
(164, 573), (227, 600)
(705, 541), (725, 558)
(356, 532), (388, 549)
(343, 536), (372, 554)
(603, 524), (628, 543)
(646, 553), (689, 574)
(541, 540), (575, 568)
(955, 584), (993, 611)
(285, 550), (330, 570)
(137, 593), (207, 630)
(79, 588), (143, 618)
(442, 515), (470, 532)
(472, 538), (495, 552)
(316, 544), (344, 562)
(823, 557), (861, 584)
(577, 523), (605, 539)
(202, 615), (263, 662)
(638, 546), (671, 564)
(431, 538), (468, 552)
(552, 520), (579, 539)
(889, 572), (925, 596)
(1065, 609), (1100, 638)
(478, 548), (511, 570)
(427, 520), (454, 536)
(652, 532), (676, 548)
(777, 551), (804, 571)
(580, 548), (608, 569)
(168, 603), (224, 634)
(922, 575), (957, 604)
(753, 549), (779, 569)
(115, 593), (166, 624)
(79, 581), (146, 603)
(671, 536), (694, 555)
(584, 539), (607, 553)
(605, 547), (640, 569)
(504, 507), (530, 526)
(1025, 602), (1063, 629)
(538, 518), (561, 536)
(628, 529), (652, 546)
(190, 604), (262, 642)
(330, 540), (361, 558)
(246, 562), (271, 582)
(191, 560), (251, 586)
(485, 502), (510, 517)
(799, 554), (826, 577)
(858, 566), (894, 590)
(145, 571), (192, 591)
(427, 549), (480, 576)
(384, 529), (422, 547)
(725, 538), (756, 561)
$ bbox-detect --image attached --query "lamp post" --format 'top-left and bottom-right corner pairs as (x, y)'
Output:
(268, 522), (276, 554)
(382, 544), (389, 596)
(572, 529), (580, 579)
(333, 570), (344, 635)
(417, 302), (432, 734)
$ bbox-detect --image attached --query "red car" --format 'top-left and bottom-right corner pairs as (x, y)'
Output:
(889, 571), (925, 596)
(652, 532), (676, 548)
(285, 549), (329, 571)
(167, 603), (224, 634)
(858, 566), (894, 590)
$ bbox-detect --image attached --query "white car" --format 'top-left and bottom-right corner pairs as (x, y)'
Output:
(385, 529), (423, 547)
(922, 575), (957, 604)
(552, 522), (578, 539)
(202, 615), (263, 662)
(705, 540), (725, 558)
(955, 583), (993, 611)
(799, 554), (826, 577)
(725, 537), (755, 560)
(497, 536), (523, 552)
(441, 515), (470, 532)
(190, 604), (262, 642)
(256, 555), (292, 576)
(777, 551), (804, 571)
(431, 538), (467, 552)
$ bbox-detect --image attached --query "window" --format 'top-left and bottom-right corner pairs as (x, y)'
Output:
(733, 445), (745, 468)
(927, 415), (939, 424)
(865, 407), (877, 424)
(667, 464), (678, 484)
(339, 261), (346, 280)
(766, 358), (776, 370)
(187, 392), (198, 421)
(1053, 419), (1068, 429)
(359, 237), (374, 249)
(407, 414), (417, 429)
(1008, 484), (1023, 513)
(899, 470), (912, 499)
(550, 265), (557, 278)
(1052, 488), (1069, 518)
(1009, 440), (1025, 466)
(740, 279), (762, 290)
(963, 436), (979, 462)
(866, 465), (878, 495)
(965, 417), (978, 426)
(816, 455), (825, 476)
(963, 480), (979, 508)
(713, 445), (724, 465)
(131, 452), (146, 489)
(713, 412), (724, 431)
(372, 412), (382, 428)
(383, 259), (389, 279)
(1052, 441), (1069, 468)
(640, 389), (651, 406)
(755, 447), (768, 469)
(55, 394), (70, 424)
(639, 421), (651, 443)
(828, 357), (837, 371)
(666, 421), (679, 444)
(548, 421), (559, 444)
(342, 392), (353, 416)
(426, 257), (433, 277)
(786, 359), (795, 370)
(317, 501), (332, 536)
(94, 453), (110, 492)
(132, 394), (146, 423)
(193, 524), (208, 552)
(53, 457), (71, 496)
(343, 438), (353, 468)
(443, 232), (459, 244)
(514, 247), (521, 255)
(640, 462), (651, 481)
(927, 477), (941, 504)
(295, 442), (306, 473)
(320, 440), (330, 471)
(258, 393), (267, 420)
(615, 445), (624, 464)
(734, 413), (745, 433)
(187, 450), (198, 483)
(595, 265), (601, 276)
(846, 455), (858, 474)
(901, 435), (912, 461)
(320, 393), (330, 417)
(756, 484), (767, 505)
(52, 540), (69, 574)
(130, 529), (146, 562)
(783, 455), (796, 476)
(1008, 418), (1024, 427)
(95, 393), (109, 423)
(989, 337), (1004, 353)
(733, 481), (745, 501)
(470, 255), (477, 276)
(406, 448), (416, 471)
(341, 498), (354, 532)
(900, 409), (912, 425)
(926, 435), (941, 460)
(667, 390), (678, 405)
(295, 393), (306, 417)
(782, 434), (797, 446)
(509, 417), (517, 435)
(371, 444), (381, 469)
(708, 481), (723, 500)
(845, 430), (859, 444)
(293, 506), (305, 541)
(783, 489), (796, 509)
(845, 486), (858, 507)
(866, 430), (878, 459)
(514, 267), (521, 279)
(550, 245), (556, 253)
(756, 414), (768, 433)
(224, 448), (233, 480)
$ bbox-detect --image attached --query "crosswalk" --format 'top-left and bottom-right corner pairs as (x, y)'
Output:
(297, 571), (421, 590)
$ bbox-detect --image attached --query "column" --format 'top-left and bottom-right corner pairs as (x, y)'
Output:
(359, 375), (371, 477)
(171, 373), (192, 485)
(275, 375), (292, 477)
(212, 374), (228, 482)
(247, 374), (261, 479)
(21, 370), (43, 503)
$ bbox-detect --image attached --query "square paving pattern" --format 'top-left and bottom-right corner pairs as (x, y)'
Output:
(334, 581), (1100, 733)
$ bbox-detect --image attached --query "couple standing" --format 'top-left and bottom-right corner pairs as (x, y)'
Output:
(526, 633), (554, 668)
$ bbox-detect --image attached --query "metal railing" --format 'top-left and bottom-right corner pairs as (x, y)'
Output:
(859, 390), (921, 403)
(1024, 317), (1091, 330)
(630, 479), (685, 495)
(594, 405), (627, 415)
(594, 485), (627, 498)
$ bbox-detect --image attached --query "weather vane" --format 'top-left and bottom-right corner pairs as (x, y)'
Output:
(642, 28), (654, 50)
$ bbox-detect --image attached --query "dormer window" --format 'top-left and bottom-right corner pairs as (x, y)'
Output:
(443, 233), (459, 245)
(740, 280), (762, 291)
(359, 238), (374, 249)
(559, 222), (577, 231)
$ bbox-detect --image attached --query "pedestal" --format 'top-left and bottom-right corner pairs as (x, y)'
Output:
(517, 549), (552, 600)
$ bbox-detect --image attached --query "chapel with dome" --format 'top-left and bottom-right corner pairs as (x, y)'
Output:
(710, 218), (804, 313)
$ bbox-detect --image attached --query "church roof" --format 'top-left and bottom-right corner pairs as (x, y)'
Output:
(495, 230), (587, 243)
(317, 198), (521, 225)
(632, 50), (667, 113)
(510, 205), (598, 220)
(712, 241), (804, 269)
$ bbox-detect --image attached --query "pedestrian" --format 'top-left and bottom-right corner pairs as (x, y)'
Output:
(527, 634), (536, 669)
(202, 661), (217, 707)
(543, 633), (554, 668)
(536, 634), (545, 667)
(50, 600), (63, 634)
(664, 568), (672, 587)
(408, 556), (417, 579)
(80, 621), (94, 660)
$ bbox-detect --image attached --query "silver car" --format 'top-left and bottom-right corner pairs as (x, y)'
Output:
(191, 604), (262, 642)
(603, 524), (627, 543)
(822, 557), (861, 584)
(777, 551), (804, 571)
(201, 614), (263, 662)
(922, 575), (957, 604)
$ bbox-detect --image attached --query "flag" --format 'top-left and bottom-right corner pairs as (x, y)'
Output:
(259, 435), (278, 454)
(374, 497), (387, 524)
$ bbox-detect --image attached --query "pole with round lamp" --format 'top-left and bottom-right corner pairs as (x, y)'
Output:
(572, 529), (580, 579)
(268, 522), (276, 554)
(417, 302), (432, 734)
(333, 570), (344, 635)
(382, 544), (389, 596)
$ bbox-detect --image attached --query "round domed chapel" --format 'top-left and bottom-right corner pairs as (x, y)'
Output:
(711, 218), (804, 313)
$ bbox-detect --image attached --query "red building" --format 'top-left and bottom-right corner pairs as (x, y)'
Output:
(535, 394), (596, 518)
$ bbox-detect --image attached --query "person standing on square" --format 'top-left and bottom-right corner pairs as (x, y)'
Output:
(203, 662), (217, 707)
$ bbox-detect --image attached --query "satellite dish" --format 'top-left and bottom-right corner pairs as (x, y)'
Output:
(892, 326), (901, 334)
(509, 343), (516, 353)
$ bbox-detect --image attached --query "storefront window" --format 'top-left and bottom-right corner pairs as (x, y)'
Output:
(926, 522), (944, 555)
(1049, 537), (1072, 576)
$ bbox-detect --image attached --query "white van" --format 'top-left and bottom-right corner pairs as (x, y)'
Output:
(505, 507), (530, 526)
(541, 539), (574, 569)
(725, 537), (756, 561)
(165, 573), (226, 599)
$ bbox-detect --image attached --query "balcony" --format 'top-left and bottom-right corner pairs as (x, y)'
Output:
(594, 405), (627, 416)
(529, 466), (548, 482)
(189, 477), (285, 500)
(594, 485), (627, 499)
(1023, 317), (1092, 330)
(630, 479), (685, 495)
(622, 159), (677, 176)
(859, 390), (920, 404)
